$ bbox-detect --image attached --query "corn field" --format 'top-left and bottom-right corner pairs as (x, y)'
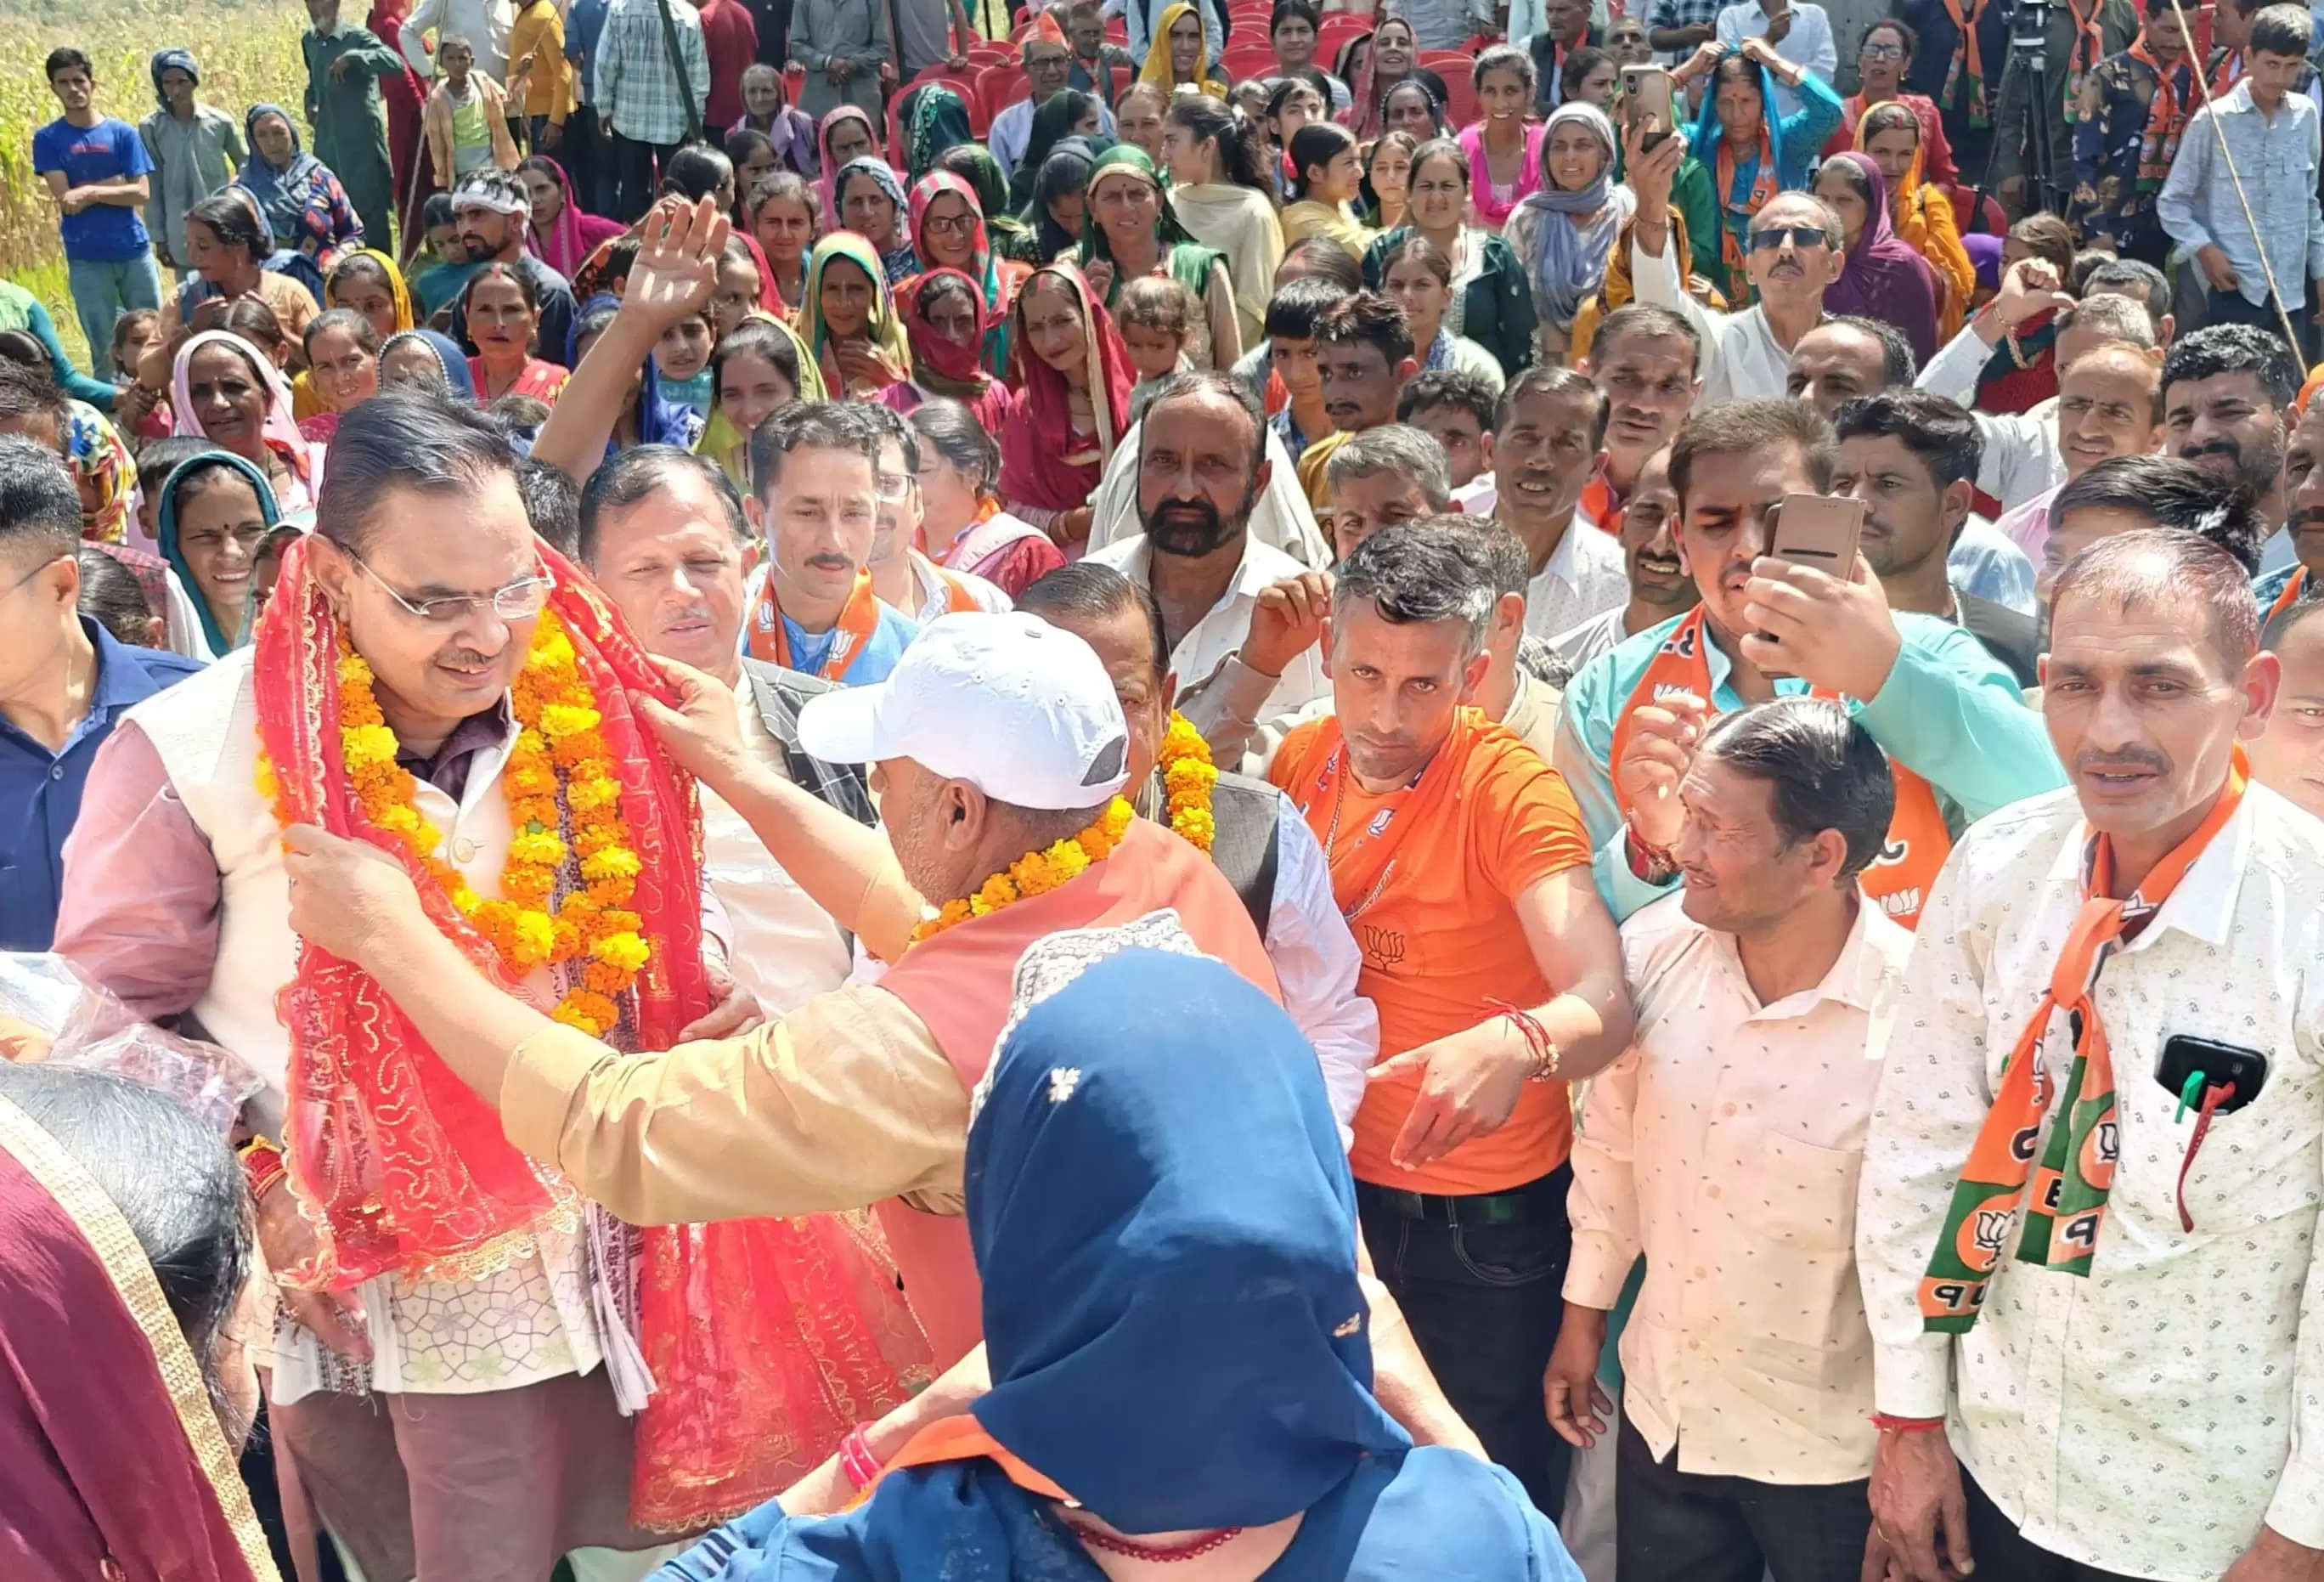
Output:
(0, 0), (309, 360)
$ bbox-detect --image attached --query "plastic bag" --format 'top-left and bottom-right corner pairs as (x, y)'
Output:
(0, 953), (262, 1135)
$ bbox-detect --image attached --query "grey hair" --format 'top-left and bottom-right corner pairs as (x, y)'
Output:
(1325, 423), (1452, 511)
(2050, 527), (2261, 671)
(316, 393), (520, 552)
(1330, 519), (1495, 655)
(2057, 291), (2158, 352)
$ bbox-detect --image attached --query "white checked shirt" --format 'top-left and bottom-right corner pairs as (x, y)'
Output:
(1523, 519), (1629, 642)
(1570, 892), (1911, 1483)
(1858, 784), (2324, 1579)
(595, 0), (710, 145)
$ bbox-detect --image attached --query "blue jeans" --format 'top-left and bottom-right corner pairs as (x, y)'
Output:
(65, 253), (163, 380)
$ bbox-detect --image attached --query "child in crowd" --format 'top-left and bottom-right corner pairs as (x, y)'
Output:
(409, 192), (480, 319)
(656, 306), (718, 417)
(422, 35), (516, 189)
(1116, 274), (1199, 409)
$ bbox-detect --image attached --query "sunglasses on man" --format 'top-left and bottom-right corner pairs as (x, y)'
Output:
(1750, 224), (1831, 251)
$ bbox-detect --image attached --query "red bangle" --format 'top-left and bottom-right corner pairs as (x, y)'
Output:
(238, 1138), (286, 1203)
(1871, 1413), (1947, 1434)
(838, 1425), (883, 1490)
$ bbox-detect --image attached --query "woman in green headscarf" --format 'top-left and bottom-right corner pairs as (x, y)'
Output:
(1011, 134), (1103, 266)
(797, 232), (912, 399)
(902, 84), (977, 187)
(1077, 144), (1242, 370)
(155, 449), (282, 659)
(936, 144), (1031, 263)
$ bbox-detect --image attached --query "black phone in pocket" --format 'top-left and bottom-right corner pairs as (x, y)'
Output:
(2155, 1035), (2269, 1116)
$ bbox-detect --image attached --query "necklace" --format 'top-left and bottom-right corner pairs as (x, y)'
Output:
(1156, 711), (1217, 851)
(910, 797), (1137, 943)
(1063, 1518), (1246, 1562)
(1319, 744), (1407, 922)
(256, 611), (651, 1037)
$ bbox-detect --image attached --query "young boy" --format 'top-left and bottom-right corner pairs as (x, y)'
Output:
(2158, 3), (2324, 358)
(422, 36), (517, 189)
(1116, 274), (1198, 410)
(34, 49), (164, 380)
(136, 49), (245, 280)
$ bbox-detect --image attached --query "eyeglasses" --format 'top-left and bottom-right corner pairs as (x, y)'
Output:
(350, 551), (552, 624)
(1750, 224), (1831, 251)
(875, 471), (917, 503)
(922, 211), (978, 236)
(1859, 40), (1904, 58)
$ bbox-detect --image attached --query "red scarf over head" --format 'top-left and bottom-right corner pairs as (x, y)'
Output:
(996, 262), (1137, 514)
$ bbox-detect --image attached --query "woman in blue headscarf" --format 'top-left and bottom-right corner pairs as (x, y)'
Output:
(1677, 37), (1842, 305)
(651, 940), (1582, 1581)
(234, 104), (364, 279)
(155, 449), (282, 659)
(377, 328), (478, 402)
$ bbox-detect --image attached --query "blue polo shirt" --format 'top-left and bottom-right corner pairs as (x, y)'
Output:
(780, 603), (919, 686)
(30, 116), (153, 263)
(0, 619), (202, 950)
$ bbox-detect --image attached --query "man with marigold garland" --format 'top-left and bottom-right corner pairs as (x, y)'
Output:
(1267, 520), (1635, 1521)
(48, 393), (880, 1578)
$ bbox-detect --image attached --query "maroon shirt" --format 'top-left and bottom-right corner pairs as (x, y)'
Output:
(697, 0), (760, 134)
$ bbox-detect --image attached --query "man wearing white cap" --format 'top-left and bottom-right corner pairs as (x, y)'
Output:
(275, 612), (1280, 1376)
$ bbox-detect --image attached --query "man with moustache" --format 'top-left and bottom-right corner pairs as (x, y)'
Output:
(1297, 292), (1423, 506)
(1623, 124), (1843, 404)
(1830, 392), (2043, 687)
(1091, 371), (1330, 767)
(1554, 398), (2063, 925)
(574, 444), (866, 1010)
(1550, 444), (1698, 673)
(1492, 367), (1631, 640)
(2163, 325), (2304, 579)
(1268, 522), (1635, 1518)
(443, 167), (577, 364)
(1991, 342), (2168, 570)
(1858, 529), (2324, 1582)
(2259, 396), (2324, 617)
(740, 402), (920, 686)
(1914, 267), (2164, 514)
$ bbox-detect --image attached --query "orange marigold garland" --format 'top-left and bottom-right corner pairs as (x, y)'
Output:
(909, 796), (1137, 944)
(257, 610), (651, 1037)
(1157, 711), (1217, 852)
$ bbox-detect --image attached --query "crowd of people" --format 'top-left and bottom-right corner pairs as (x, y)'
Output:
(8, 0), (2324, 1576)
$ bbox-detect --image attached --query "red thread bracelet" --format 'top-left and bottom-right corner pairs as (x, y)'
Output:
(1871, 1414), (1946, 1434)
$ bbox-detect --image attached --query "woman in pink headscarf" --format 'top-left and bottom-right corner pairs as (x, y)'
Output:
(812, 105), (883, 230)
(520, 155), (625, 280)
(171, 329), (324, 511)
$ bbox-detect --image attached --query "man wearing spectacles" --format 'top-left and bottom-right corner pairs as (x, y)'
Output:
(860, 404), (1011, 625)
(0, 438), (200, 952)
(54, 394), (759, 1579)
(1622, 116), (1846, 405)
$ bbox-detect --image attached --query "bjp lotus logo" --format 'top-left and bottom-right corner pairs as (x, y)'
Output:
(1960, 1192), (2021, 1274)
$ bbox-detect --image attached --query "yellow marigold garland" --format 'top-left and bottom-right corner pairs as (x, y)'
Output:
(910, 797), (1137, 944)
(256, 610), (651, 1037)
(1157, 711), (1217, 853)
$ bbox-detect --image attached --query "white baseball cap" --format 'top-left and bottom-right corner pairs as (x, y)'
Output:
(795, 613), (1132, 809)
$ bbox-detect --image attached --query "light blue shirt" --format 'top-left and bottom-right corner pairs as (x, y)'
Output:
(777, 602), (918, 686)
(2158, 81), (2324, 312)
(1551, 608), (2067, 916)
(1948, 517), (2038, 617)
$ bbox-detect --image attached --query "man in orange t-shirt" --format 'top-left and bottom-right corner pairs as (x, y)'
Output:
(1270, 518), (1635, 1516)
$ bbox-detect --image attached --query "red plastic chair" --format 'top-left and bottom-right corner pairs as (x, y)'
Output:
(1437, 71), (1478, 129)
(890, 73), (990, 152)
(1221, 45), (1278, 82)
(1316, 14), (1368, 60)
(979, 65), (1032, 122)
(1419, 49), (1470, 71)
(1105, 15), (1128, 42)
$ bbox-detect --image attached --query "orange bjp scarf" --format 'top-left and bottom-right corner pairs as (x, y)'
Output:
(1919, 754), (2248, 1331)
(1609, 607), (1953, 926)
(1714, 132), (1780, 306)
(745, 567), (885, 680)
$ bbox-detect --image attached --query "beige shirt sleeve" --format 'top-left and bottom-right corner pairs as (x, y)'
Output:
(500, 981), (969, 1225)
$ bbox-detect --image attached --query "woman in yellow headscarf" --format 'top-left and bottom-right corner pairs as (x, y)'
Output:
(1854, 100), (1975, 341)
(1140, 2), (1231, 99)
(292, 248), (414, 419)
(697, 314), (827, 492)
(798, 231), (912, 399)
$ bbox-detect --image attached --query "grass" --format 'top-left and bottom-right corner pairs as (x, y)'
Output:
(0, 0), (310, 364)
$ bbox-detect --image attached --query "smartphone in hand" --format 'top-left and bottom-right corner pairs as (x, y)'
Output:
(1621, 66), (1674, 149)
